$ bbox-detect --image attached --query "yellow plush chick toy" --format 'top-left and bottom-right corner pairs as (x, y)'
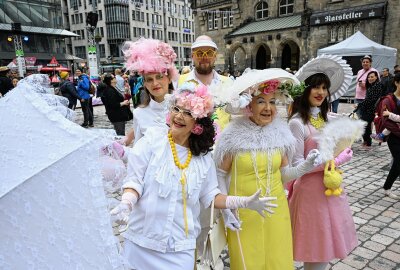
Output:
(323, 160), (343, 196)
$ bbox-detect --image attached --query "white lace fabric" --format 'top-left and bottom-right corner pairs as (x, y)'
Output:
(0, 74), (123, 269)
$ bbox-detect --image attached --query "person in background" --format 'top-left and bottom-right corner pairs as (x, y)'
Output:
(0, 66), (13, 97)
(59, 71), (81, 110)
(101, 73), (132, 135)
(115, 68), (125, 95)
(75, 68), (93, 127)
(330, 98), (340, 113)
(12, 78), (19, 88)
(381, 68), (393, 95)
(181, 66), (191, 75)
(394, 64), (400, 75)
(357, 71), (383, 148)
(355, 55), (379, 118)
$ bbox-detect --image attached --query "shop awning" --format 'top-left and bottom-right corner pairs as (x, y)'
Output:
(227, 15), (302, 37)
(0, 23), (78, 37)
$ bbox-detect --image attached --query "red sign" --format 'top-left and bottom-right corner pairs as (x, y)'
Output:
(47, 56), (59, 67)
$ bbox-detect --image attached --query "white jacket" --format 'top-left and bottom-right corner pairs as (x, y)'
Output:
(122, 127), (220, 252)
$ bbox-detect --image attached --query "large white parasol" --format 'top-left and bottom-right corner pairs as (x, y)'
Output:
(0, 75), (123, 269)
(295, 54), (353, 102)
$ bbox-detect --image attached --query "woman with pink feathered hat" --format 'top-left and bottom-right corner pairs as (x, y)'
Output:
(120, 38), (179, 145)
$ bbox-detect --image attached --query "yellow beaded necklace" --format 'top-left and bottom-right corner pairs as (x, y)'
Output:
(309, 113), (325, 130)
(168, 132), (192, 237)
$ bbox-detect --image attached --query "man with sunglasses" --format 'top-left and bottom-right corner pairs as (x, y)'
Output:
(178, 35), (232, 130)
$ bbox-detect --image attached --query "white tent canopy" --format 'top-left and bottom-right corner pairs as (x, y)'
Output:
(317, 31), (397, 73)
(0, 76), (123, 269)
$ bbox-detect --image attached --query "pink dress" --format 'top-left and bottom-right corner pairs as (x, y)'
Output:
(289, 124), (358, 262)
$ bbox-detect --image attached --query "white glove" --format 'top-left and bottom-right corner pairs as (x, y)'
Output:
(221, 209), (241, 231)
(225, 189), (278, 218)
(281, 149), (322, 183)
(110, 192), (138, 225)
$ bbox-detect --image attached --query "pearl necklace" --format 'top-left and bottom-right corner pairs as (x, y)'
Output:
(168, 132), (192, 237)
(309, 113), (325, 130)
(251, 150), (273, 218)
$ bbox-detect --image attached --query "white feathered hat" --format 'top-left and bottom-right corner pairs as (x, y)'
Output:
(295, 54), (353, 101)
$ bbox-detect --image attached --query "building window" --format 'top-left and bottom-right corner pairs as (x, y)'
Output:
(222, 8), (233, 28)
(98, 10), (102, 21)
(75, 46), (86, 59)
(213, 14), (218, 29)
(330, 27), (336, 42)
(337, 26), (344, 41)
(255, 2), (268, 20)
(345, 25), (352, 38)
(99, 44), (106, 58)
(229, 10), (233, 26)
(208, 13), (213, 30)
(279, 0), (294, 16)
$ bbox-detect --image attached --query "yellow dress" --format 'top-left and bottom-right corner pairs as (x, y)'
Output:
(228, 151), (293, 270)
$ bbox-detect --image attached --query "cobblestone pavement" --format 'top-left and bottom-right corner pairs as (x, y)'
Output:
(75, 102), (400, 270)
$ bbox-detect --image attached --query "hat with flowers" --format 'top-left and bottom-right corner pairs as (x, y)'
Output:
(122, 38), (179, 81)
(167, 82), (214, 119)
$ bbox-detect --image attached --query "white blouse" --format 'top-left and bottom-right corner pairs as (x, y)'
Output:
(122, 127), (220, 252)
(288, 107), (337, 167)
(132, 98), (168, 144)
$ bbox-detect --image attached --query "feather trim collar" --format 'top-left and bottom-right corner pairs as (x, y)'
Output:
(214, 116), (296, 166)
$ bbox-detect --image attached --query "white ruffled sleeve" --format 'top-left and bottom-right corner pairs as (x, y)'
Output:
(288, 117), (306, 167)
(199, 161), (221, 209)
(122, 133), (152, 196)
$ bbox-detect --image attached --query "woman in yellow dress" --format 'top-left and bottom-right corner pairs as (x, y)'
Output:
(214, 69), (321, 270)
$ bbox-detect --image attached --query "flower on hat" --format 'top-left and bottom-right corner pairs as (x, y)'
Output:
(259, 79), (280, 95)
(174, 84), (214, 119)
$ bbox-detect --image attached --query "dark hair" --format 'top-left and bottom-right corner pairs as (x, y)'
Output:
(365, 71), (380, 89)
(103, 73), (114, 86)
(394, 72), (400, 82)
(288, 73), (331, 124)
(394, 65), (399, 69)
(189, 117), (215, 156)
(393, 73), (400, 89)
(383, 68), (389, 72)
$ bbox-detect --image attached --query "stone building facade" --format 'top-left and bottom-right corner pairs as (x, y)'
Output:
(190, 0), (399, 73)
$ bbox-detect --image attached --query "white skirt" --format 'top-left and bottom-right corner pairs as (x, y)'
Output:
(123, 240), (195, 270)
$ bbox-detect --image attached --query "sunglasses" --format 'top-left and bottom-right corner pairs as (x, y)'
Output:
(193, 49), (217, 58)
(170, 106), (192, 118)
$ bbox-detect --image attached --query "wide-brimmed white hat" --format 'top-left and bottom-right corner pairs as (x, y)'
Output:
(191, 39), (218, 50)
(295, 54), (353, 102)
(232, 68), (300, 97)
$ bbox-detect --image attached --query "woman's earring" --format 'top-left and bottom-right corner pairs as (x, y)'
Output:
(191, 124), (203, 135)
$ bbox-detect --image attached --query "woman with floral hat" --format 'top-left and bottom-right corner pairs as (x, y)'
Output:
(120, 38), (178, 144)
(110, 83), (278, 270)
(288, 71), (357, 270)
(214, 68), (322, 270)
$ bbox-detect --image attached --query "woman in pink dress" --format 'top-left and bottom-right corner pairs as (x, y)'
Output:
(288, 73), (358, 270)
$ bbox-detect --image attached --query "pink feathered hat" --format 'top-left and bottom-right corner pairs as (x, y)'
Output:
(122, 38), (179, 80)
